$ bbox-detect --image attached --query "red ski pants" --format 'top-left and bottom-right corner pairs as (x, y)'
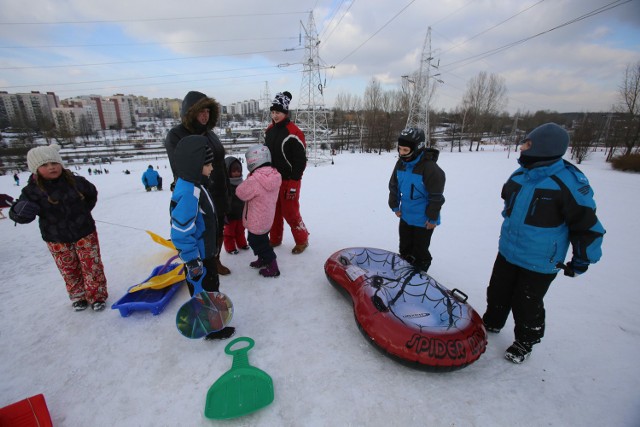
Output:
(46, 230), (108, 304)
(270, 179), (309, 246)
(223, 219), (248, 252)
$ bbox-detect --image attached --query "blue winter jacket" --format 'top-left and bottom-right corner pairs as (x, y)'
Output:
(499, 159), (605, 274)
(170, 178), (216, 264)
(142, 168), (161, 187)
(388, 148), (446, 227)
(169, 136), (217, 264)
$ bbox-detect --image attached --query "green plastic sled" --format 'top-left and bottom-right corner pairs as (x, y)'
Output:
(204, 337), (274, 419)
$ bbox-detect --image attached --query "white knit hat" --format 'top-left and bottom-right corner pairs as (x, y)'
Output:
(27, 144), (64, 174)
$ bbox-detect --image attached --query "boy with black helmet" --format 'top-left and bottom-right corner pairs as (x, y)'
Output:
(388, 127), (446, 272)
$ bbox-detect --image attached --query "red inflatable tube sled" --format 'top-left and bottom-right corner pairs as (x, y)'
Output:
(0, 394), (53, 427)
(325, 247), (487, 372)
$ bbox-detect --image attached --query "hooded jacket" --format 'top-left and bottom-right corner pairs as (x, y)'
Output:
(164, 91), (230, 215)
(264, 117), (307, 180)
(388, 148), (446, 227)
(498, 158), (605, 274)
(170, 136), (217, 263)
(235, 166), (282, 235)
(141, 166), (161, 187)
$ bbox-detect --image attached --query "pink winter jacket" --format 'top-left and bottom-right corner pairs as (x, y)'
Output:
(235, 166), (282, 235)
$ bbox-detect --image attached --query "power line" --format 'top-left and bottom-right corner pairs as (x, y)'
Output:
(1, 65), (280, 89)
(0, 36), (297, 50)
(441, 0), (632, 71)
(0, 11), (309, 25)
(334, 0), (417, 66)
(0, 47), (304, 70)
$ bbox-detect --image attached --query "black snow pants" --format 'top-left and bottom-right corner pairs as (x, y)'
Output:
(398, 218), (434, 272)
(482, 253), (556, 345)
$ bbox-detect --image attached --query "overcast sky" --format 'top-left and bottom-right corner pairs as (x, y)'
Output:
(1, 0), (639, 114)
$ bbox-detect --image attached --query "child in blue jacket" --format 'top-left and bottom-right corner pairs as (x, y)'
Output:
(388, 127), (446, 272)
(483, 123), (605, 363)
(141, 165), (162, 191)
(170, 135), (234, 340)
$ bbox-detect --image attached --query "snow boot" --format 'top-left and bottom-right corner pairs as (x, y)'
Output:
(291, 242), (308, 254)
(92, 301), (106, 312)
(204, 326), (236, 341)
(215, 255), (231, 275)
(504, 341), (533, 364)
(259, 259), (280, 278)
(249, 257), (267, 269)
(72, 300), (88, 311)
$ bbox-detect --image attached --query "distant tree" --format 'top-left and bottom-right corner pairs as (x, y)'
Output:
(461, 71), (508, 151)
(617, 61), (640, 156)
(571, 114), (598, 164)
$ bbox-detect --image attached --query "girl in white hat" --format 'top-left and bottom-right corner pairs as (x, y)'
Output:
(9, 144), (108, 312)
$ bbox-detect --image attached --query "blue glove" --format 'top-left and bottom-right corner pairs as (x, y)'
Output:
(13, 200), (39, 220)
(564, 260), (589, 277)
(185, 258), (204, 280)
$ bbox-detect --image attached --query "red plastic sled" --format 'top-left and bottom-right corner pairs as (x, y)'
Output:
(0, 394), (53, 427)
(325, 247), (487, 372)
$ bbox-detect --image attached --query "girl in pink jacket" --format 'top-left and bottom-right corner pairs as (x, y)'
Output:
(236, 145), (282, 277)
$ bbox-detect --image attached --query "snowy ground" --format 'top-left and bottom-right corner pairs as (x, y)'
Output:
(1, 147), (639, 427)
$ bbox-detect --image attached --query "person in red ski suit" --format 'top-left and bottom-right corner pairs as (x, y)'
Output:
(10, 144), (108, 312)
(263, 91), (310, 254)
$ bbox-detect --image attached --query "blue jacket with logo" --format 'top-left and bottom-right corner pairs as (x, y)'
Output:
(388, 148), (446, 227)
(498, 159), (605, 274)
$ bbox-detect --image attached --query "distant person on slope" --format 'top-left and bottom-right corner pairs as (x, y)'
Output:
(165, 91), (232, 276)
(9, 144), (108, 312)
(482, 122), (606, 364)
(388, 127), (446, 273)
(263, 91), (310, 254)
(141, 165), (163, 191)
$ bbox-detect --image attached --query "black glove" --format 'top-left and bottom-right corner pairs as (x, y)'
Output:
(564, 260), (589, 277)
(12, 200), (39, 220)
(185, 258), (204, 280)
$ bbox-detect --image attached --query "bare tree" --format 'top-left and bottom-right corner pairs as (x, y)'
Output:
(572, 114), (597, 164)
(363, 78), (384, 153)
(461, 71), (508, 151)
(617, 61), (640, 156)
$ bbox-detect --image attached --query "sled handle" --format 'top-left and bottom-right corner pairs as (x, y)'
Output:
(451, 288), (468, 303)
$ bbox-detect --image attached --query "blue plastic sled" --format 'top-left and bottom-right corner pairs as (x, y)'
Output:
(111, 257), (185, 317)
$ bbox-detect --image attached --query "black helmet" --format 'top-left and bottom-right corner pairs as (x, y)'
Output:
(398, 127), (425, 160)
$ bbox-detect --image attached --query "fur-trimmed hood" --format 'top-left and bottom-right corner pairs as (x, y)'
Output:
(180, 91), (220, 133)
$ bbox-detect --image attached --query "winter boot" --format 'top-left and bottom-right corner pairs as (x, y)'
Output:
(72, 300), (88, 311)
(291, 242), (309, 254)
(92, 301), (106, 312)
(504, 341), (533, 364)
(250, 257), (267, 269)
(215, 255), (231, 275)
(204, 326), (236, 341)
(259, 259), (280, 278)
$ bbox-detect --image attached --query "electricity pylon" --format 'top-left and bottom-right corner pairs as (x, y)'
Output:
(295, 12), (332, 165)
(403, 27), (442, 146)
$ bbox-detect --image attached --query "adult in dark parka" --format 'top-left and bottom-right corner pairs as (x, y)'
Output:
(165, 91), (232, 275)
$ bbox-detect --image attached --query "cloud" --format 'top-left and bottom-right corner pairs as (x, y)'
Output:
(1, 0), (638, 113)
